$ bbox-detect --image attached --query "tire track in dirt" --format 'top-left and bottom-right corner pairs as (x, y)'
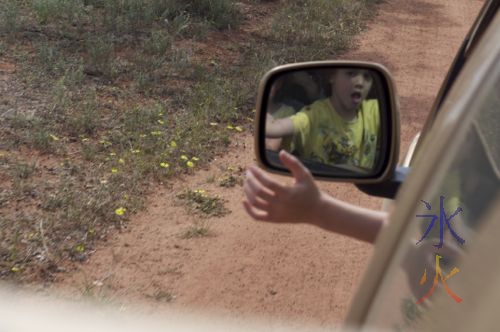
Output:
(55, 0), (483, 326)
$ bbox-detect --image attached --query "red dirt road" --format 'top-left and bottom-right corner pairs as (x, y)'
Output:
(55, 0), (483, 326)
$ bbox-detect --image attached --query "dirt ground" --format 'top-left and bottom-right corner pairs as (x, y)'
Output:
(49, 0), (483, 326)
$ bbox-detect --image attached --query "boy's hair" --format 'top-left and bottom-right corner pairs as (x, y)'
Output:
(273, 73), (312, 109)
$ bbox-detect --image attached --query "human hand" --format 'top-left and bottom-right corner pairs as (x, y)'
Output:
(243, 150), (321, 223)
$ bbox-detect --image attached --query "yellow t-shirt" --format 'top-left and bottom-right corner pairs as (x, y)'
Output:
(289, 98), (380, 168)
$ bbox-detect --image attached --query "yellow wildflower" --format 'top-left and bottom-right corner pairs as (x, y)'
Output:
(131, 149), (140, 154)
(11, 266), (20, 273)
(118, 158), (125, 164)
(160, 162), (170, 168)
(157, 119), (164, 125)
(235, 126), (243, 132)
(115, 207), (126, 216)
(191, 157), (199, 161)
(170, 141), (177, 148)
(75, 244), (85, 253)
(210, 122), (218, 126)
(180, 155), (188, 161)
(111, 168), (118, 173)
(49, 134), (60, 141)
(81, 138), (90, 142)
(186, 161), (194, 168)
(99, 140), (112, 147)
(110, 152), (116, 156)
(226, 125), (234, 130)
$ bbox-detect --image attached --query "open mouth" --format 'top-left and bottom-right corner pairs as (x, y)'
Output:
(351, 91), (362, 104)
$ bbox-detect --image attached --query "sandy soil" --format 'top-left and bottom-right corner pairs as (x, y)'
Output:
(52, 0), (483, 326)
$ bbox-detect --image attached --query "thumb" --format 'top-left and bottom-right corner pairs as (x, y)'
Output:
(279, 150), (313, 183)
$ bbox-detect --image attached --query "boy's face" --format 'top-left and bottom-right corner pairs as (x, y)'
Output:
(330, 68), (373, 112)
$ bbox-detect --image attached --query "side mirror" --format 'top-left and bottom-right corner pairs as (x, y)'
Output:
(254, 61), (400, 183)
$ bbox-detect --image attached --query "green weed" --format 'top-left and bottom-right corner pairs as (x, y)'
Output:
(144, 30), (172, 56)
(163, 0), (241, 30)
(86, 36), (117, 78)
(12, 162), (37, 180)
(133, 55), (167, 95)
(219, 174), (242, 188)
(269, 0), (374, 61)
(31, 125), (56, 153)
(181, 223), (212, 239)
(62, 62), (86, 88)
(152, 289), (174, 302)
(187, 74), (253, 125)
(33, 0), (85, 26)
(0, 1), (23, 35)
(68, 96), (100, 137)
(177, 189), (229, 217)
(34, 42), (63, 76)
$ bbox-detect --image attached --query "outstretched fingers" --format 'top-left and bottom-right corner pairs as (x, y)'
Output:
(245, 168), (275, 202)
(243, 180), (271, 211)
(279, 150), (313, 183)
(247, 165), (285, 194)
(243, 166), (286, 222)
(242, 200), (271, 221)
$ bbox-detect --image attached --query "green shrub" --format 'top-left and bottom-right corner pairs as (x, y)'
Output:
(270, 0), (372, 61)
(33, 0), (85, 25)
(86, 36), (117, 78)
(144, 30), (172, 56)
(0, 1), (23, 35)
(68, 98), (100, 137)
(163, 0), (240, 29)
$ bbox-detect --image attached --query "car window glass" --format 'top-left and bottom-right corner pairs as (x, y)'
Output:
(360, 68), (500, 330)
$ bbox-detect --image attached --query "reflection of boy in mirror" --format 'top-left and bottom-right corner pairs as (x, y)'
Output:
(266, 68), (380, 169)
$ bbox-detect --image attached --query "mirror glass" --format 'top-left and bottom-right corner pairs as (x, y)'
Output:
(263, 66), (390, 178)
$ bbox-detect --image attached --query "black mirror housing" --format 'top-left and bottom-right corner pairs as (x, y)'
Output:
(255, 61), (400, 184)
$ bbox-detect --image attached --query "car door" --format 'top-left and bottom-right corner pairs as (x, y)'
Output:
(346, 8), (500, 331)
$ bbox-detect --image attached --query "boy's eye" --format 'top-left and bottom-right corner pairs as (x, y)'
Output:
(363, 73), (373, 81)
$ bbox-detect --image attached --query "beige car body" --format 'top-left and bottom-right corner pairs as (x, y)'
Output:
(347, 8), (500, 330)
